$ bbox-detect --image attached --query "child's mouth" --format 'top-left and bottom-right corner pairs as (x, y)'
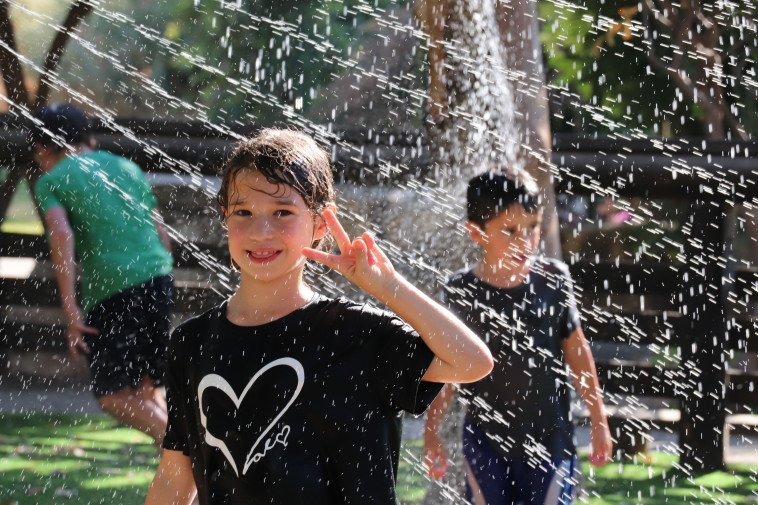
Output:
(512, 253), (529, 264)
(246, 249), (281, 264)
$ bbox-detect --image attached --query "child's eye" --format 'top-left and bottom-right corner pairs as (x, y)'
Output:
(274, 209), (293, 217)
(234, 209), (252, 217)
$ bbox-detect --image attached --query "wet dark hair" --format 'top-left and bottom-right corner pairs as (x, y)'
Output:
(466, 167), (541, 228)
(217, 128), (335, 245)
(218, 128), (334, 212)
(28, 103), (90, 150)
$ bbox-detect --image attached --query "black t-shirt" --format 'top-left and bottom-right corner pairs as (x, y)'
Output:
(445, 258), (581, 461)
(163, 295), (443, 505)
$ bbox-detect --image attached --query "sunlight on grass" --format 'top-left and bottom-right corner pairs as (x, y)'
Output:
(0, 220), (44, 234)
(0, 413), (159, 505)
(581, 451), (758, 504)
(0, 459), (89, 473)
(81, 428), (152, 444)
(1, 414), (756, 505)
(81, 468), (156, 489)
(2, 177), (44, 235)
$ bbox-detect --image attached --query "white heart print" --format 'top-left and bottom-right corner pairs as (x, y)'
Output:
(197, 357), (305, 476)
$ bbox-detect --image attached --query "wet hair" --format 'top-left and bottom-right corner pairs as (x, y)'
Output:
(28, 103), (90, 150)
(466, 167), (541, 228)
(217, 128), (335, 244)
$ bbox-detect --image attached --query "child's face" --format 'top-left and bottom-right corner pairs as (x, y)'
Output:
(224, 171), (328, 283)
(467, 204), (542, 269)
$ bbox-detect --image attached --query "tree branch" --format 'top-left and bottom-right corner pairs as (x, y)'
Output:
(33, 0), (95, 109)
(0, 0), (29, 108)
(651, 0), (676, 29)
(670, 5), (696, 71)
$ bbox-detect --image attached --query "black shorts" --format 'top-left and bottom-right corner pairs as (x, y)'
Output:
(84, 275), (175, 398)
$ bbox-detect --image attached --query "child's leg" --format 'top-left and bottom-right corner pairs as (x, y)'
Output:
(525, 456), (577, 505)
(98, 378), (169, 447)
(140, 374), (168, 414)
(85, 279), (172, 448)
(462, 420), (516, 505)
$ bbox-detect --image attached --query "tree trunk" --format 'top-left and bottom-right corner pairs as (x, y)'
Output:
(495, 0), (562, 259)
(0, 1), (94, 228)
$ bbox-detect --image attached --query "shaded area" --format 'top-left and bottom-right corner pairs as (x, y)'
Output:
(0, 413), (158, 504)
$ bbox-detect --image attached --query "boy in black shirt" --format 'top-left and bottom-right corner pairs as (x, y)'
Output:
(424, 169), (612, 505)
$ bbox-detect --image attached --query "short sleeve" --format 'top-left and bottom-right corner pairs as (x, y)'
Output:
(373, 312), (444, 415)
(560, 267), (582, 340)
(162, 325), (192, 454)
(33, 176), (64, 215)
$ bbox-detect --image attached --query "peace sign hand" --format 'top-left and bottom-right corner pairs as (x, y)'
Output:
(302, 208), (398, 301)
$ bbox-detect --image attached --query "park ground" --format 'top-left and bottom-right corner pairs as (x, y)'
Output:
(1, 381), (758, 505)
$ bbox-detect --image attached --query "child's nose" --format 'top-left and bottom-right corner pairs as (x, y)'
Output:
(248, 216), (274, 238)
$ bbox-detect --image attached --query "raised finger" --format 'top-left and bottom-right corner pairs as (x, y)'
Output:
(322, 208), (352, 254)
(352, 237), (369, 267)
(303, 247), (344, 272)
(69, 339), (80, 359)
(361, 232), (386, 265)
(78, 339), (91, 354)
(80, 324), (99, 336)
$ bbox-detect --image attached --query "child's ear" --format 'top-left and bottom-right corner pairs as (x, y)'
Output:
(465, 221), (487, 245)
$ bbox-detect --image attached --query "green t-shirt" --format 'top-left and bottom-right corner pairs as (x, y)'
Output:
(34, 150), (173, 314)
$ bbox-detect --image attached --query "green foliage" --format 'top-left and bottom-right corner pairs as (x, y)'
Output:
(133, 0), (415, 124)
(539, 0), (758, 138)
(12, 0), (418, 123)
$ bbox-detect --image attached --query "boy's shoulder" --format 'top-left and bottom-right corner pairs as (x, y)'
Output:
(446, 268), (476, 288)
(532, 256), (572, 279)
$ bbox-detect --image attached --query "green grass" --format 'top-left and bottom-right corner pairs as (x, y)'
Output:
(397, 440), (758, 505)
(580, 452), (758, 504)
(1, 414), (757, 505)
(0, 413), (158, 504)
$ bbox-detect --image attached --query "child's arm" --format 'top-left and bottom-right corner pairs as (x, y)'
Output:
(45, 206), (98, 358)
(423, 383), (455, 479)
(151, 208), (173, 254)
(145, 450), (197, 505)
(562, 327), (613, 467)
(303, 209), (493, 384)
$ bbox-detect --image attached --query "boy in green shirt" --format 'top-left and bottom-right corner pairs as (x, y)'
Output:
(30, 103), (173, 448)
